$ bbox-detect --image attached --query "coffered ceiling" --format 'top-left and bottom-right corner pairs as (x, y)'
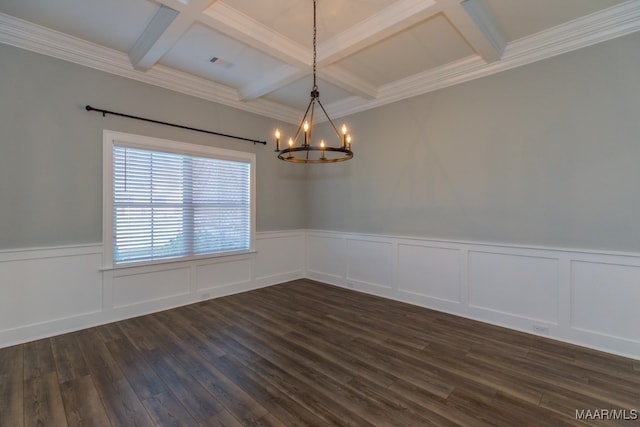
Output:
(1, 0), (639, 123)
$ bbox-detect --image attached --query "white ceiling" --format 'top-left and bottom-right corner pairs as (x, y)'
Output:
(1, 0), (639, 124)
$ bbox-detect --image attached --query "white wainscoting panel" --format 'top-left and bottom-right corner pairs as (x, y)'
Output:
(0, 245), (104, 347)
(196, 256), (252, 291)
(346, 238), (393, 290)
(571, 260), (640, 344)
(254, 232), (305, 284)
(468, 251), (559, 324)
(3, 230), (640, 360)
(307, 233), (346, 281)
(0, 230), (305, 348)
(397, 243), (461, 304)
(305, 230), (640, 360)
(0, 246), (102, 332)
(112, 266), (191, 309)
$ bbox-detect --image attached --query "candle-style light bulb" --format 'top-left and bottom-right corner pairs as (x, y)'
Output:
(303, 121), (310, 146)
(320, 140), (326, 160)
(341, 124), (348, 148)
(287, 137), (294, 159)
(275, 129), (281, 151)
(346, 135), (352, 150)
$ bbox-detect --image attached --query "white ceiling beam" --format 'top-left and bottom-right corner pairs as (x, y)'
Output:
(319, 65), (378, 100)
(151, 0), (187, 12)
(130, 0), (216, 71)
(128, 6), (178, 70)
(317, 0), (438, 67)
(200, 2), (310, 69)
(239, 65), (308, 101)
(441, 0), (504, 63)
(3, 0), (640, 123)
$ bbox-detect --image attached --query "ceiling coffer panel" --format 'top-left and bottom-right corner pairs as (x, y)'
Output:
(0, 0), (637, 122)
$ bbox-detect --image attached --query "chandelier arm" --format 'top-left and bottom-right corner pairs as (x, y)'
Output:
(309, 100), (316, 144)
(316, 98), (343, 140)
(293, 98), (315, 143)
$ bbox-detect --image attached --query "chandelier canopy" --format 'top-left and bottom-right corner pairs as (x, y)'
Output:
(274, 0), (353, 163)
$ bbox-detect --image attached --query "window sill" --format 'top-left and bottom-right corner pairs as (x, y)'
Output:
(99, 249), (256, 272)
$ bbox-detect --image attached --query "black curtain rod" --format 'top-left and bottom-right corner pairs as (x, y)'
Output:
(85, 105), (267, 145)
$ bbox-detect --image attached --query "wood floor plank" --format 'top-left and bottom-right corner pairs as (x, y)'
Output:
(75, 329), (155, 427)
(209, 301), (443, 427)
(0, 345), (24, 427)
(59, 375), (112, 427)
(23, 338), (56, 381)
(144, 347), (226, 423)
(212, 336), (376, 427)
(4, 278), (640, 426)
(180, 307), (373, 427)
(141, 391), (200, 427)
(23, 371), (68, 427)
(51, 332), (89, 384)
(199, 408), (244, 427)
(170, 349), (271, 426)
(211, 354), (328, 427)
(105, 338), (168, 401)
(153, 308), (227, 359)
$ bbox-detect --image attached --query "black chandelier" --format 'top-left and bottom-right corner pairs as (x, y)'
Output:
(274, 0), (353, 163)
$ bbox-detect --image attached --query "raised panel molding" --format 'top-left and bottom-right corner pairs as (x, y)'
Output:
(112, 266), (192, 309)
(2, 231), (640, 360)
(0, 246), (103, 331)
(571, 260), (640, 343)
(346, 238), (394, 290)
(196, 257), (253, 291)
(397, 243), (461, 304)
(307, 233), (346, 281)
(306, 230), (640, 360)
(468, 251), (559, 324)
(0, 231), (305, 348)
(254, 232), (305, 282)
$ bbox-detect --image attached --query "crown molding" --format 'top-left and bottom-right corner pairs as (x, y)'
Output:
(325, 0), (640, 119)
(0, 12), (301, 124)
(1, 0), (640, 124)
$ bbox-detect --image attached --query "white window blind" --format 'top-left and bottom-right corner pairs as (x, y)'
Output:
(111, 144), (252, 265)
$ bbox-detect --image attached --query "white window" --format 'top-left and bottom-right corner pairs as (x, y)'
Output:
(103, 131), (255, 267)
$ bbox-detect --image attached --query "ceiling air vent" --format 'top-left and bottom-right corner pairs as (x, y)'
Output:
(209, 57), (234, 69)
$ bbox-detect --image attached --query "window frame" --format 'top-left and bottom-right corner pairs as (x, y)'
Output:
(102, 130), (256, 269)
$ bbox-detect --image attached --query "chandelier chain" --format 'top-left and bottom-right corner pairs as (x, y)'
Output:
(312, 0), (317, 91)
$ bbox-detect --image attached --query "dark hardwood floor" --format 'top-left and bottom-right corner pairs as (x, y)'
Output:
(1, 279), (639, 426)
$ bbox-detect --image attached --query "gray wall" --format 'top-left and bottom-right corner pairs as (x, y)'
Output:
(307, 32), (640, 252)
(0, 44), (305, 249)
(3, 31), (640, 253)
